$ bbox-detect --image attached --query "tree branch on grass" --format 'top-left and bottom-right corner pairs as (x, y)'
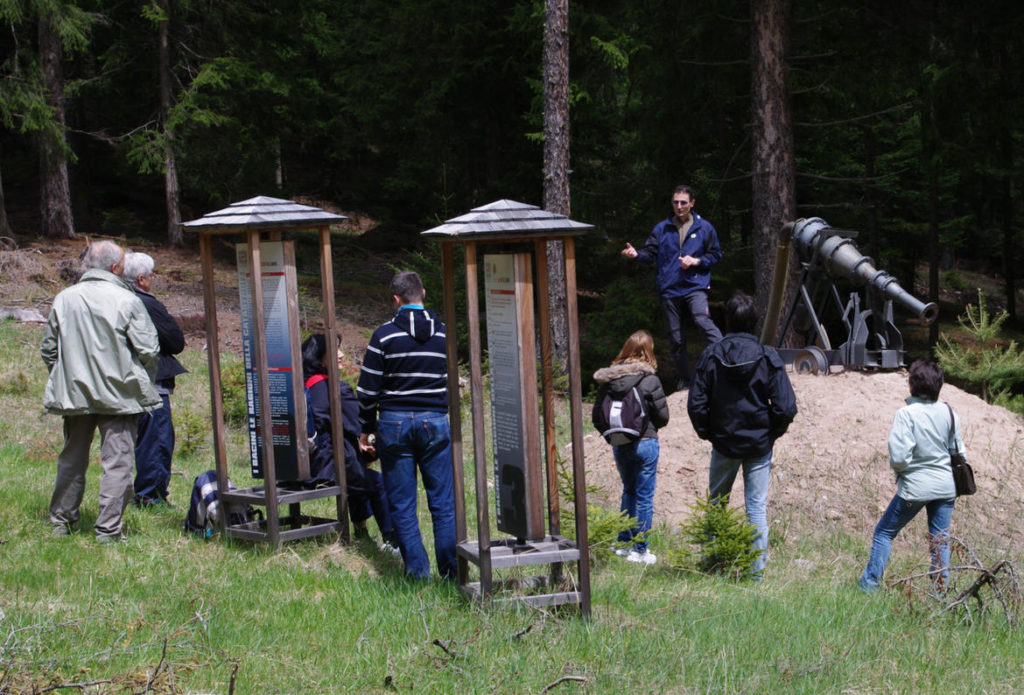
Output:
(40, 678), (114, 692)
(892, 535), (1021, 625)
(136, 638), (169, 695)
(539, 675), (587, 693)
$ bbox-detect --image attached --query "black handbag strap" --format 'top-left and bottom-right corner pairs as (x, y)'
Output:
(945, 402), (960, 456)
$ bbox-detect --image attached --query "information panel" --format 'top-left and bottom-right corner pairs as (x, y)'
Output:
(484, 253), (543, 540)
(237, 241), (308, 480)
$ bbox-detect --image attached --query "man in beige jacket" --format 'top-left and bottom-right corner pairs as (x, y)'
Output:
(41, 240), (160, 541)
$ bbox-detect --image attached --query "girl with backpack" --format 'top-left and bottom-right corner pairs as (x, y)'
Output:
(302, 334), (399, 553)
(592, 330), (670, 565)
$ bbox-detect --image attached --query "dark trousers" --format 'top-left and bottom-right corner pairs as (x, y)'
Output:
(311, 445), (394, 540)
(134, 394), (174, 502)
(661, 291), (722, 385)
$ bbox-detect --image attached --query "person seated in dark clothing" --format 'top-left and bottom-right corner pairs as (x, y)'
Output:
(302, 333), (398, 552)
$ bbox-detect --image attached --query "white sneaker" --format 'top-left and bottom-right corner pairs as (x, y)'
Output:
(626, 549), (657, 565)
(379, 541), (402, 558)
(613, 547), (630, 557)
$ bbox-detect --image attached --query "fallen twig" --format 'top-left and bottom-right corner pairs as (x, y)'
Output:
(432, 638), (457, 660)
(40, 678), (114, 692)
(136, 638), (169, 695)
(539, 675), (586, 693)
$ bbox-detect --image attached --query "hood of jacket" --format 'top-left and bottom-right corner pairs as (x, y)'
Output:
(706, 333), (766, 381)
(391, 306), (441, 344)
(592, 361), (655, 393)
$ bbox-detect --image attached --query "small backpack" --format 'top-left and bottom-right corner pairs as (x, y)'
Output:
(594, 385), (649, 446)
(183, 469), (261, 537)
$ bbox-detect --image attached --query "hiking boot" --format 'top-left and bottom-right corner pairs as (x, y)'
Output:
(96, 533), (127, 544)
(51, 523), (71, 536)
(626, 549), (657, 565)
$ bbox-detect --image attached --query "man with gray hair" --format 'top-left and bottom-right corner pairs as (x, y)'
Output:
(123, 251), (187, 506)
(41, 240), (161, 541)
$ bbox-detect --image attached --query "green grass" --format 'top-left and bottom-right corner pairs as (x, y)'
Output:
(2, 320), (1022, 693)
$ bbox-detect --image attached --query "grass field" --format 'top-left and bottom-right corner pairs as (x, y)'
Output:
(2, 320), (1022, 694)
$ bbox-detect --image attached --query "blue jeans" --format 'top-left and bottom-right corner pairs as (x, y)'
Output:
(377, 410), (457, 580)
(859, 495), (954, 591)
(709, 449), (772, 576)
(614, 438), (660, 551)
(134, 394), (174, 502)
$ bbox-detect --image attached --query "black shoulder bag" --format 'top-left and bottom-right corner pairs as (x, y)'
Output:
(945, 403), (976, 496)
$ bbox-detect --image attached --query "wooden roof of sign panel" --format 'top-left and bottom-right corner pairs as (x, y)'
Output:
(182, 196), (348, 234)
(421, 199), (593, 240)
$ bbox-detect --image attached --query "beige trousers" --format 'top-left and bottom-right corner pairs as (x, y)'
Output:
(49, 414), (139, 539)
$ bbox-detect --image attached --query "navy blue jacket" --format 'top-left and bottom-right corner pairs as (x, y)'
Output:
(307, 377), (362, 483)
(634, 213), (722, 299)
(687, 332), (797, 458)
(134, 288), (187, 390)
(357, 306), (448, 433)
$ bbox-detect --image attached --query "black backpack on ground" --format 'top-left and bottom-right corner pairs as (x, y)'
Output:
(593, 385), (649, 446)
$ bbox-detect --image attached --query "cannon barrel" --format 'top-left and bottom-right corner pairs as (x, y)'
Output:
(791, 217), (938, 325)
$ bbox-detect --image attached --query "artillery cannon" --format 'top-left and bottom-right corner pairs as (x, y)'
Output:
(761, 217), (938, 374)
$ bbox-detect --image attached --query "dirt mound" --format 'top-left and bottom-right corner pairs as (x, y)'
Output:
(583, 369), (1024, 555)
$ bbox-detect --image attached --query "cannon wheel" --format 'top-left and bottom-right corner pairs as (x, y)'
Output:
(794, 346), (829, 375)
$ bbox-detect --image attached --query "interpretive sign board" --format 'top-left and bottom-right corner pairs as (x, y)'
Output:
(484, 253), (543, 540)
(236, 241), (309, 480)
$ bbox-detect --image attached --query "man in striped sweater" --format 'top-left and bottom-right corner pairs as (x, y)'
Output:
(357, 271), (457, 580)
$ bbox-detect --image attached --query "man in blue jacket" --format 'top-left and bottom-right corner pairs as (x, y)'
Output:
(123, 251), (187, 507)
(357, 271), (456, 580)
(687, 292), (797, 579)
(622, 185), (723, 391)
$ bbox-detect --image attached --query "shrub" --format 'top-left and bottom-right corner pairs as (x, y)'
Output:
(219, 358), (249, 427)
(557, 454), (635, 552)
(0, 370), (31, 396)
(935, 290), (1024, 414)
(667, 494), (760, 580)
(943, 268), (969, 293)
(174, 401), (209, 458)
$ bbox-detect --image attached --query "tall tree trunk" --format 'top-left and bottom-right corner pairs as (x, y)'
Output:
(998, 120), (1017, 323)
(543, 0), (570, 368)
(750, 0), (795, 325)
(38, 14), (75, 240)
(158, 0), (182, 246)
(0, 158), (11, 238)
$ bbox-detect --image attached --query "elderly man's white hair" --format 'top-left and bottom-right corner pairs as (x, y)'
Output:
(83, 240), (124, 272)
(122, 251), (155, 284)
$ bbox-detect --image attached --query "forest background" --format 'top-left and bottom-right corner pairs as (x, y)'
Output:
(3, 3), (1024, 691)
(2, 0), (1023, 381)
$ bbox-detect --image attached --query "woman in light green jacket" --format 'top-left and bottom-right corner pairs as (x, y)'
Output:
(859, 360), (964, 592)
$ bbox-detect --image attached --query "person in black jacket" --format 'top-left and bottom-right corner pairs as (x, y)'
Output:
(302, 334), (397, 551)
(123, 252), (187, 506)
(593, 330), (670, 565)
(687, 292), (797, 578)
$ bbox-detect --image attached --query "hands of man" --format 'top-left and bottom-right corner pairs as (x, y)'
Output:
(680, 255), (699, 269)
(359, 432), (377, 458)
(621, 243), (638, 258)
